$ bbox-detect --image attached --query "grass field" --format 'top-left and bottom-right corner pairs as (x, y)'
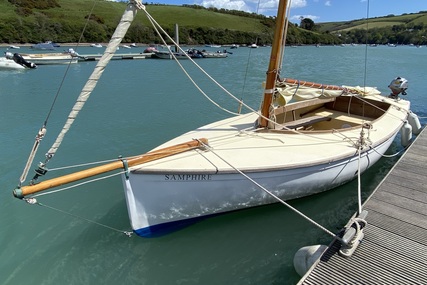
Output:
(318, 11), (427, 32)
(1, 0), (267, 33)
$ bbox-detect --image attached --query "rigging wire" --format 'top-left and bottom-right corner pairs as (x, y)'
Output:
(24, 197), (132, 237)
(143, 10), (245, 116)
(237, 0), (263, 114)
(141, 7), (376, 147)
(43, 0), (98, 126)
(362, 0), (370, 93)
(196, 139), (344, 242)
(18, 0), (100, 187)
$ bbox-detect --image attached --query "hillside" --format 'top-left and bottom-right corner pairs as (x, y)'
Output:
(317, 11), (427, 45)
(0, 0), (275, 45)
(1, 0), (426, 46)
(318, 11), (427, 32)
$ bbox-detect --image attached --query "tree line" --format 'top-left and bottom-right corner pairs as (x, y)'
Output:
(2, 0), (426, 46)
(339, 23), (427, 45)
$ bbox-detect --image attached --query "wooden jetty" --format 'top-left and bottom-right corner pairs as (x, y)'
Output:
(298, 125), (427, 284)
(79, 52), (153, 61)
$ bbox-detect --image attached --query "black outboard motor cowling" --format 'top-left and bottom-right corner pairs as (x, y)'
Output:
(12, 53), (37, 69)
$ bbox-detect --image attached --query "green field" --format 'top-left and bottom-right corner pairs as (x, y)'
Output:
(2, 0), (267, 33)
(318, 11), (427, 32)
(1, 0), (426, 45)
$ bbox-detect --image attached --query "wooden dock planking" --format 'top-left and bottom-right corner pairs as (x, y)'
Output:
(79, 53), (153, 61)
(298, 125), (427, 284)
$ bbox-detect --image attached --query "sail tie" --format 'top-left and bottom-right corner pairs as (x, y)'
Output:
(18, 126), (47, 186)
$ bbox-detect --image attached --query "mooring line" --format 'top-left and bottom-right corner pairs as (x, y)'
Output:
(196, 139), (341, 240)
(23, 198), (133, 237)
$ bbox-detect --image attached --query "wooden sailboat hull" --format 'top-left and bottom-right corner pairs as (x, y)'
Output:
(121, 96), (411, 237)
(123, 136), (394, 237)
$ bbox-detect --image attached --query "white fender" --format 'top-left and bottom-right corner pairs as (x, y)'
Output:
(293, 244), (328, 277)
(408, 111), (422, 135)
(401, 121), (412, 147)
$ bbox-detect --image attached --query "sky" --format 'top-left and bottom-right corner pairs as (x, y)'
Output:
(113, 0), (426, 23)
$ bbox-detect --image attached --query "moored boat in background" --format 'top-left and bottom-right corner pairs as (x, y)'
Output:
(31, 41), (59, 50)
(1, 52), (36, 70)
(20, 48), (80, 65)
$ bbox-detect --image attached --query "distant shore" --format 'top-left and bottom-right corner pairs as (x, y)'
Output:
(0, 43), (112, 48)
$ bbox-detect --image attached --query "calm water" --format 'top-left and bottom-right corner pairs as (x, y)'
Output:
(1, 44), (426, 285)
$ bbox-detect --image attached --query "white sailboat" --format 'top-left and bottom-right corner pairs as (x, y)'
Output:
(14, 0), (421, 238)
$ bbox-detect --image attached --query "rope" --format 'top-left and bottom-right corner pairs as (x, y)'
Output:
(142, 8), (371, 148)
(140, 6), (402, 153)
(142, 9), (264, 117)
(354, 95), (409, 122)
(195, 139), (341, 240)
(357, 146), (363, 215)
(48, 158), (119, 172)
(19, 127), (46, 185)
(23, 198), (133, 237)
(44, 1), (142, 163)
(17, 0), (101, 187)
(370, 144), (408, 158)
(362, 0), (370, 94)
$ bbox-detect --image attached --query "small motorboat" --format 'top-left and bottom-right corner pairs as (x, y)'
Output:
(1, 52), (37, 70)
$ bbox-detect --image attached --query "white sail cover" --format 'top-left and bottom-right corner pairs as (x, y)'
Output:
(274, 83), (381, 105)
(47, 1), (144, 159)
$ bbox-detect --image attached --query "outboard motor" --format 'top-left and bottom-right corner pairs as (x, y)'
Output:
(4, 51), (14, 59)
(67, 48), (80, 57)
(388, 77), (408, 99)
(12, 53), (37, 69)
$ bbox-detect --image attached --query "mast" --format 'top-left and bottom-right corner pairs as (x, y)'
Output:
(175, 23), (179, 53)
(258, 0), (289, 128)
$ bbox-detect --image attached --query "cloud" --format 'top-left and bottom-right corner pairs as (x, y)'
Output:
(325, 1), (331, 6)
(198, 0), (252, 12)
(290, 14), (320, 22)
(291, 0), (307, 8)
(197, 0), (308, 16)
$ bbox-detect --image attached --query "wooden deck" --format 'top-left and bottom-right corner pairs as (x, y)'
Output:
(298, 125), (427, 284)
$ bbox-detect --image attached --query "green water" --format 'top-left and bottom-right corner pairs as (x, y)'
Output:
(1, 44), (426, 284)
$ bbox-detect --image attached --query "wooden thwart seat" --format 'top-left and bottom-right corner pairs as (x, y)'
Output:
(281, 115), (331, 129)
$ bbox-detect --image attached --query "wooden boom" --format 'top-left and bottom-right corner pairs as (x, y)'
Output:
(14, 138), (208, 198)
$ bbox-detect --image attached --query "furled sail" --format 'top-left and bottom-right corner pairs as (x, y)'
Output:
(46, 0), (144, 161)
(273, 78), (381, 105)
